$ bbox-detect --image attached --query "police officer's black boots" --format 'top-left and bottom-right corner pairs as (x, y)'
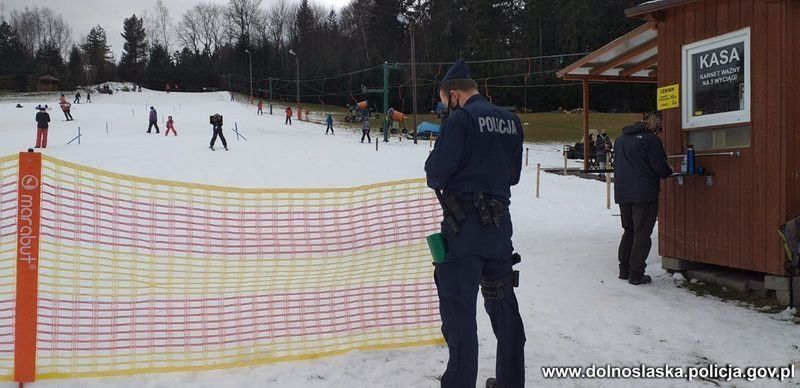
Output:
(619, 265), (629, 280)
(628, 273), (652, 285)
(486, 377), (498, 388)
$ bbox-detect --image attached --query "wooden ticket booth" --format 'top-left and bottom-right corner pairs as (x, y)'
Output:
(560, 0), (800, 305)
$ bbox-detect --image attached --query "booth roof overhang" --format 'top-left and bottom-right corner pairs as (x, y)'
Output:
(556, 22), (659, 84)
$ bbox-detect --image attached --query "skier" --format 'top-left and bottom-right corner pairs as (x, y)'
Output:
(59, 95), (73, 121)
(86, 92), (92, 103)
(74, 91), (81, 104)
(325, 114), (334, 135)
(165, 83), (171, 93)
(360, 117), (371, 143)
(165, 116), (177, 136)
(257, 100), (264, 116)
(35, 105), (50, 148)
(424, 60), (526, 388)
(613, 118), (673, 285)
(285, 106), (293, 125)
(209, 113), (228, 151)
(147, 107), (160, 133)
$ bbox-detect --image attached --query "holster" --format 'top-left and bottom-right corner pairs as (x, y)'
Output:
(474, 192), (509, 228)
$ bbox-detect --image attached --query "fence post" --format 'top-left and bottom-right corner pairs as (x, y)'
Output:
(525, 148), (529, 167)
(536, 163), (541, 198)
(14, 150), (42, 384)
(563, 151), (568, 176)
(606, 173), (612, 210)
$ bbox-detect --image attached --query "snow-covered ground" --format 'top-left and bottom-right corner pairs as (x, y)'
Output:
(2, 89), (798, 387)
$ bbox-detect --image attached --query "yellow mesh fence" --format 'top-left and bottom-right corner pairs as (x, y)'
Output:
(21, 155), (443, 379)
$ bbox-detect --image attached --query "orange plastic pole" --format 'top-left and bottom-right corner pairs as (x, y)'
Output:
(14, 151), (42, 384)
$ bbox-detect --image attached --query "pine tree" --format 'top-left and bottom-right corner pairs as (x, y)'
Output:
(119, 14), (148, 83)
(146, 43), (173, 89)
(82, 25), (114, 84)
(0, 21), (25, 75)
(34, 39), (64, 76)
(67, 45), (84, 87)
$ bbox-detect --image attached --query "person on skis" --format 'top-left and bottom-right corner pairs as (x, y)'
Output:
(74, 91), (81, 104)
(257, 100), (264, 115)
(285, 106), (293, 125)
(165, 116), (177, 136)
(325, 114), (334, 135)
(360, 117), (371, 143)
(59, 95), (73, 121)
(209, 113), (228, 151)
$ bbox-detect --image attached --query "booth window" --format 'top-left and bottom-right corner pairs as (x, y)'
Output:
(687, 126), (751, 151)
(682, 27), (751, 129)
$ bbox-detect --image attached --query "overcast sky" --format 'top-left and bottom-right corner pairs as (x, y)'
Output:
(0, 0), (350, 57)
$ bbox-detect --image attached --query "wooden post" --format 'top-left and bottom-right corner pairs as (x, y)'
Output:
(563, 151), (568, 176)
(15, 151), (42, 384)
(606, 173), (612, 210)
(536, 163), (541, 198)
(525, 148), (529, 167)
(582, 80), (590, 172)
(375, 135), (378, 152)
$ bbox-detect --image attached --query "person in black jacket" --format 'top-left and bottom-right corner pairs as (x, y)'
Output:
(35, 105), (51, 148)
(613, 119), (673, 285)
(425, 60), (525, 388)
(209, 113), (228, 151)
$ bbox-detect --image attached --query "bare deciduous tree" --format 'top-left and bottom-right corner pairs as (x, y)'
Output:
(9, 6), (72, 58)
(144, 0), (173, 52)
(178, 3), (224, 53)
(265, 0), (292, 49)
(224, 0), (262, 47)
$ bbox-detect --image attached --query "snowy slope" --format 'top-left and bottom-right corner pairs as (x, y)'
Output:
(1, 89), (798, 388)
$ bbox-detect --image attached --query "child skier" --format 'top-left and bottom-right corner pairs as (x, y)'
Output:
(257, 100), (264, 115)
(35, 105), (50, 148)
(325, 114), (334, 135)
(165, 116), (177, 136)
(360, 117), (371, 143)
(209, 113), (228, 151)
(74, 91), (81, 104)
(285, 106), (293, 125)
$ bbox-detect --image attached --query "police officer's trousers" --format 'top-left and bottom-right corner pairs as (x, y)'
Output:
(435, 213), (526, 388)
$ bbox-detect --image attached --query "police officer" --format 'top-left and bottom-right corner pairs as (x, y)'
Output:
(425, 60), (526, 388)
(613, 115), (673, 285)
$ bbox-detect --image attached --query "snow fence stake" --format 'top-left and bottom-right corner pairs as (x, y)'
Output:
(232, 123), (247, 141)
(536, 163), (541, 198)
(67, 127), (81, 145)
(106, 122), (108, 134)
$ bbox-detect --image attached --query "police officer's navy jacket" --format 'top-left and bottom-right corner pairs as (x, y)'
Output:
(425, 95), (524, 201)
(613, 122), (673, 204)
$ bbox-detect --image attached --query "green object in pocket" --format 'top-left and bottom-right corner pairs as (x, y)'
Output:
(427, 233), (447, 264)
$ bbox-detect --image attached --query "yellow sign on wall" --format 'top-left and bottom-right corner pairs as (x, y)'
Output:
(657, 84), (680, 111)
